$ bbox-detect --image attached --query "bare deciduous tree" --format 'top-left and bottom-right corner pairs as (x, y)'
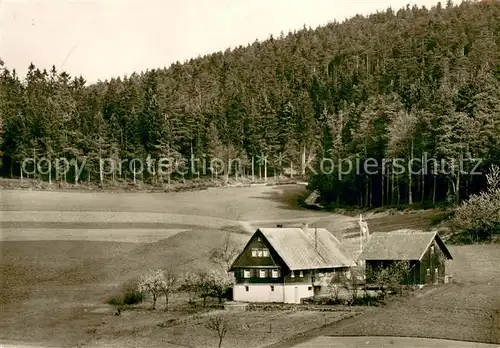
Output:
(138, 269), (164, 310)
(179, 271), (198, 304)
(327, 271), (344, 301)
(343, 264), (364, 303)
(196, 271), (213, 308)
(160, 269), (178, 311)
(209, 231), (239, 275)
(205, 313), (229, 348)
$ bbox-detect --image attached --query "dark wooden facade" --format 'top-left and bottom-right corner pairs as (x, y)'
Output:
(231, 229), (348, 287)
(231, 230), (314, 285)
(365, 236), (450, 285)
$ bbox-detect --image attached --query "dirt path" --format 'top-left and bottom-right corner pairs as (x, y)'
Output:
(292, 336), (500, 348)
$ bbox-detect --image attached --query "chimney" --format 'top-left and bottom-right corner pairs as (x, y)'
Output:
(302, 223), (318, 251)
(358, 214), (371, 254)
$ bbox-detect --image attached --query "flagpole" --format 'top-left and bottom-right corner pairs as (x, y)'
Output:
(359, 214), (365, 281)
(359, 214), (363, 259)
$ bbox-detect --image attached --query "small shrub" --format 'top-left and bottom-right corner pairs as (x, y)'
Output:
(123, 291), (144, 305)
(349, 293), (382, 306)
(106, 296), (123, 306)
(248, 302), (350, 312)
(301, 296), (343, 305)
(106, 278), (144, 307)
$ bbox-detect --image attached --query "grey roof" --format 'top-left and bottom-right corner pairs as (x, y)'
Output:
(358, 229), (453, 261)
(257, 227), (355, 270)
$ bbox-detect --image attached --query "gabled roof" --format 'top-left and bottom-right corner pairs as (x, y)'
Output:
(358, 229), (453, 261)
(231, 227), (355, 271)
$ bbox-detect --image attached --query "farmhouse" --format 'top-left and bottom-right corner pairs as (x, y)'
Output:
(359, 229), (453, 285)
(229, 224), (355, 304)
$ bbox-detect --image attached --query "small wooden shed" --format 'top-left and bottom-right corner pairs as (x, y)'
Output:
(359, 230), (453, 285)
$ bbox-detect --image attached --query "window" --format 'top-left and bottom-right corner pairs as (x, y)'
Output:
(299, 271), (304, 278)
(245, 286), (249, 292)
(291, 271), (295, 278)
(430, 245), (435, 255)
(270, 286), (274, 291)
(272, 269), (279, 278)
(259, 269), (266, 278)
(244, 270), (251, 278)
(251, 248), (270, 258)
(308, 286), (312, 291)
(426, 268), (430, 276)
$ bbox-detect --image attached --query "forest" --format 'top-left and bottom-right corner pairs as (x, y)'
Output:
(1, 0), (500, 208)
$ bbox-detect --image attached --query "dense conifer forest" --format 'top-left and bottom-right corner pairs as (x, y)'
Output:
(1, 0), (500, 207)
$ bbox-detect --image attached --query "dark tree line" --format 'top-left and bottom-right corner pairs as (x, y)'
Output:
(1, 1), (500, 207)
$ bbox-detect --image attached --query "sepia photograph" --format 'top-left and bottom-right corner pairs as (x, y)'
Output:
(1, 0), (499, 347)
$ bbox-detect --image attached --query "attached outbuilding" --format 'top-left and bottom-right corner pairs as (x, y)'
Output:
(359, 229), (453, 285)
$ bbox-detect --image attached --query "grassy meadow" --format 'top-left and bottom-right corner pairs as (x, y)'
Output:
(1, 184), (499, 347)
(277, 244), (500, 348)
(0, 185), (350, 347)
